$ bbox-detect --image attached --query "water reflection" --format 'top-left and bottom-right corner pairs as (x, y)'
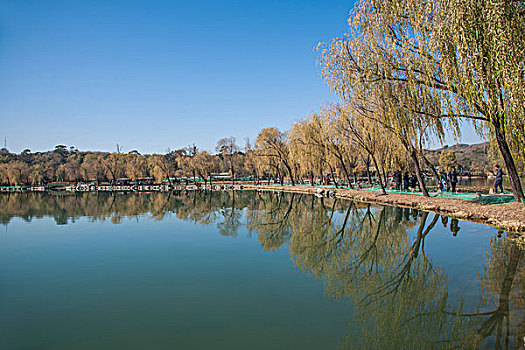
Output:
(0, 191), (523, 348)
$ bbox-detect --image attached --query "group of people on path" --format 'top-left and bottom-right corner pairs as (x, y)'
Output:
(440, 167), (459, 192)
(392, 167), (459, 193)
(392, 171), (418, 191)
(441, 165), (505, 194)
(388, 164), (505, 195)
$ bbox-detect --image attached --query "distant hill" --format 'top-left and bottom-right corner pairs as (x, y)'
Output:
(426, 142), (492, 172)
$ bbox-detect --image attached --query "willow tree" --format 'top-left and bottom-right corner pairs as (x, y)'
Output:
(319, 0), (525, 202)
(81, 153), (106, 182)
(289, 113), (351, 186)
(243, 140), (259, 181)
(216, 137), (240, 184)
(320, 104), (360, 188)
(254, 127), (295, 186)
(57, 155), (83, 182)
(439, 150), (457, 171)
(318, 5), (450, 196)
(363, 81), (447, 195)
(147, 154), (172, 183)
(336, 103), (411, 188)
(124, 153), (148, 180)
(28, 164), (45, 185)
(303, 113), (342, 187)
(252, 143), (285, 184)
(288, 118), (327, 185)
(435, 0), (525, 202)
(177, 154), (197, 183)
(336, 105), (389, 194)
(193, 151), (218, 186)
(101, 153), (125, 182)
(3, 161), (30, 185)
(0, 165), (9, 185)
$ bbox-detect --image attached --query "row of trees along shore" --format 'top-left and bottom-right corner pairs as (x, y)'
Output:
(257, 0), (525, 202)
(312, 0), (525, 201)
(1, 0), (524, 202)
(0, 132), (503, 190)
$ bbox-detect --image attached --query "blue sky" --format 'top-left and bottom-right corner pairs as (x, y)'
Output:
(0, 0), (482, 154)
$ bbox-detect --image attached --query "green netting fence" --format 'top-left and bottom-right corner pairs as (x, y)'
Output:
(355, 187), (514, 203)
(255, 184), (515, 204)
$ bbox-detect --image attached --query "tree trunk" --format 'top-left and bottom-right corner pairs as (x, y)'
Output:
(283, 161), (295, 186)
(365, 157), (372, 185)
(494, 123), (525, 203)
(420, 152), (441, 189)
(410, 150), (429, 196)
(329, 165), (338, 188)
(353, 171), (359, 188)
(229, 157), (235, 185)
(371, 156), (386, 194)
(338, 156), (354, 189)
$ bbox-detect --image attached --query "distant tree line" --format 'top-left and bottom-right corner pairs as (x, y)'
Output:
(0, 138), (248, 186)
(0, 132), (493, 192)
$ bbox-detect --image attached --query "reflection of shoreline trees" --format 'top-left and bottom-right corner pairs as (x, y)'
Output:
(1, 192), (523, 347)
(0, 192), (180, 225)
(246, 194), (524, 348)
(0, 191), (252, 229)
(282, 201), (474, 348)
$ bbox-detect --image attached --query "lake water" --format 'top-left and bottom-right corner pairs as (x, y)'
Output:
(0, 191), (523, 349)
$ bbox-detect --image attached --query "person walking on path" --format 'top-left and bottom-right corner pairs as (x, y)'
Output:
(394, 171), (402, 191)
(403, 172), (409, 191)
(448, 167), (458, 192)
(410, 173), (418, 190)
(440, 170), (448, 192)
(494, 165), (504, 194)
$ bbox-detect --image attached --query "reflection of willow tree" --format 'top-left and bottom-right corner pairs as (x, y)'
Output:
(342, 210), (479, 349)
(172, 190), (251, 237)
(476, 237), (524, 348)
(284, 201), (493, 349)
(245, 192), (359, 253)
(216, 191), (242, 237)
(175, 191), (220, 225)
(246, 192), (297, 252)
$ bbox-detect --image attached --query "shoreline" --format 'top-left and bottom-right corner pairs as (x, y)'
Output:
(2, 182), (524, 234)
(244, 184), (525, 234)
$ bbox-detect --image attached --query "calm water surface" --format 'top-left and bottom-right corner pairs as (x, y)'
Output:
(0, 192), (523, 349)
